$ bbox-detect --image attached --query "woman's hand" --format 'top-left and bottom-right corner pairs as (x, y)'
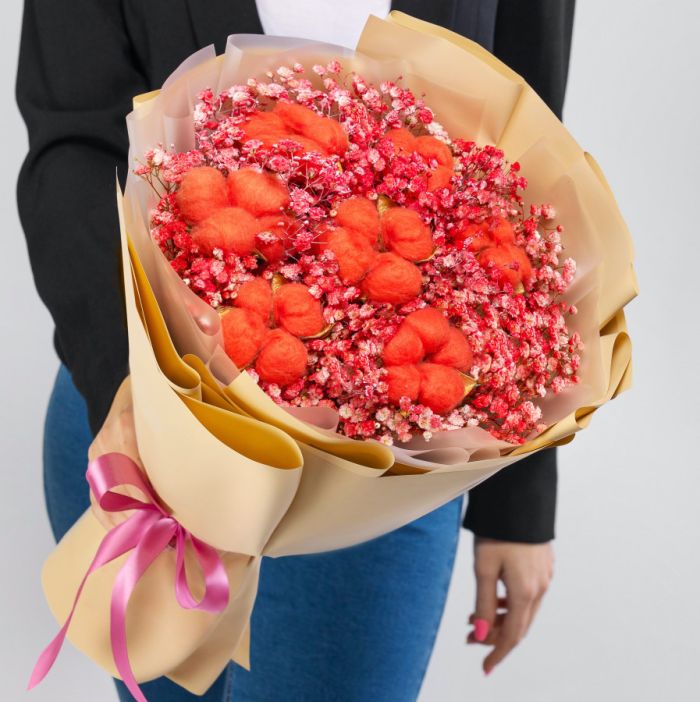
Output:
(467, 537), (554, 676)
(88, 376), (139, 464)
(87, 376), (143, 528)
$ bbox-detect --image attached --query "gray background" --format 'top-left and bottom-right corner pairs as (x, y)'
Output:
(1, 1), (698, 700)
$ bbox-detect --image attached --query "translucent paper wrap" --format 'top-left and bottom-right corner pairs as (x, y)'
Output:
(40, 13), (637, 695)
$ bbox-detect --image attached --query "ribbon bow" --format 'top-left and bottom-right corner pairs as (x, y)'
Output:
(28, 453), (230, 702)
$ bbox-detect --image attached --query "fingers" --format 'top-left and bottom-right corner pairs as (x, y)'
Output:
(468, 597), (507, 625)
(467, 612), (505, 644)
(521, 550), (554, 634)
(524, 587), (546, 634)
(86, 376), (147, 532)
(88, 376), (142, 466)
(471, 563), (500, 643)
(482, 592), (533, 674)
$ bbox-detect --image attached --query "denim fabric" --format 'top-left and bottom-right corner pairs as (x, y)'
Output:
(44, 365), (464, 701)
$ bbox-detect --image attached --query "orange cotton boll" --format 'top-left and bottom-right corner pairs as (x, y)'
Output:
(310, 221), (336, 255)
(239, 112), (288, 141)
(479, 246), (519, 287)
(245, 131), (291, 149)
(424, 165), (454, 192)
(273, 103), (347, 155)
(220, 308), (267, 369)
(175, 166), (229, 224)
(335, 197), (380, 246)
(362, 253), (423, 305)
(382, 324), (425, 366)
(381, 207), (434, 262)
(507, 244), (534, 284)
(404, 308), (450, 353)
(414, 135), (453, 167)
(386, 364), (421, 405)
(234, 278), (274, 323)
(307, 116), (348, 155)
(451, 220), (492, 252)
(190, 207), (257, 254)
(273, 283), (326, 337)
(428, 327), (474, 372)
(255, 329), (309, 386)
(384, 127), (416, 155)
(325, 228), (377, 284)
(488, 217), (516, 245)
(242, 123), (293, 149)
(254, 213), (294, 262)
(226, 168), (290, 217)
(273, 101), (320, 133)
(418, 363), (465, 415)
(282, 134), (329, 155)
(479, 244), (533, 288)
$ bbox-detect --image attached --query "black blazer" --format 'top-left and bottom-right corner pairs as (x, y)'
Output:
(16, 0), (574, 543)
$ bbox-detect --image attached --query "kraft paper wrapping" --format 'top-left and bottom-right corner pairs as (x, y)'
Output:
(41, 12), (637, 695)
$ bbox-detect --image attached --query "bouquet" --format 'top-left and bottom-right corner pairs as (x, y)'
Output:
(31, 13), (636, 702)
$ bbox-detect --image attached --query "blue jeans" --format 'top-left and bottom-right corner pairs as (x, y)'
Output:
(44, 365), (464, 701)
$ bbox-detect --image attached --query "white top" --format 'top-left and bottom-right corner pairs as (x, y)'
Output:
(255, 0), (391, 49)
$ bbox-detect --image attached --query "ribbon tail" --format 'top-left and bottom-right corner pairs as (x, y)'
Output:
(110, 517), (177, 702)
(28, 510), (156, 690)
(27, 620), (72, 691)
(174, 532), (230, 613)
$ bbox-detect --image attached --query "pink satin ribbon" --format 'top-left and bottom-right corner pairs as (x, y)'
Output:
(28, 452), (230, 702)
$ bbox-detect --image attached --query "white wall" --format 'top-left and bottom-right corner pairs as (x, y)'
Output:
(1, 1), (698, 700)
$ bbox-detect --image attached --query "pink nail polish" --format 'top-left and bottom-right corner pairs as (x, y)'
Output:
(484, 668), (492, 677)
(473, 618), (490, 642)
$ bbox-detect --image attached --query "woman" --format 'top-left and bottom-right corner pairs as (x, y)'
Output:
(16, 1), (574, 699)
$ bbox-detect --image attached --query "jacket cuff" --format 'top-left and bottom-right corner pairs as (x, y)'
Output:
(463, 447), (558, 543)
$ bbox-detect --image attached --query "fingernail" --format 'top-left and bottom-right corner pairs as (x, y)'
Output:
(484, 667), (492, 677)
(473, 618), (490, 642)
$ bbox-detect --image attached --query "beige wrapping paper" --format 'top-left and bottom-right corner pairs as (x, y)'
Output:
(40, 12), (636, 695)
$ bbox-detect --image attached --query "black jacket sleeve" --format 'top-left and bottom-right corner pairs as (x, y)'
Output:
(16, 0), (149, 435)
(462, 0), (576, 543)
(493, 0), (575, 119)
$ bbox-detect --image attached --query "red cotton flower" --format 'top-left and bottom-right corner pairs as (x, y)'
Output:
(227, 167), (290, 217)
(190, 208), (257, 254)
(273, 283), (326, 338)
(220, 307), (267, 369)
(255, 329), (309, 386)
(234, 278), (274, 323)
(380, 207), (434, 261)
(361, 253), (423, 305)
(334, 197), (380, 246)
(175, 166), (229, 223)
